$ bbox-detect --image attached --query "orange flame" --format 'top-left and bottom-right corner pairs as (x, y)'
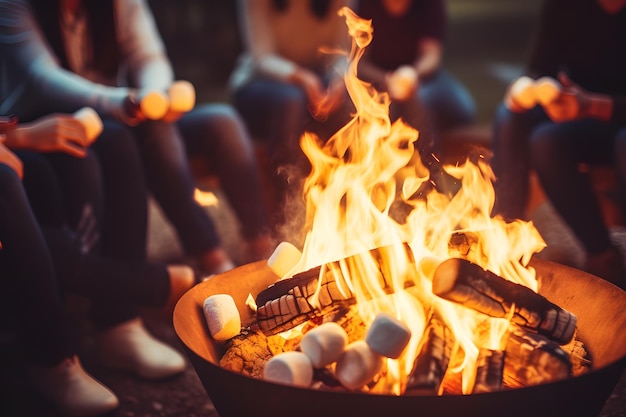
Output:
(285, 7), (546, 395)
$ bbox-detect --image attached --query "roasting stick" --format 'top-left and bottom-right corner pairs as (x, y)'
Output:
(432, 258), (577, 344)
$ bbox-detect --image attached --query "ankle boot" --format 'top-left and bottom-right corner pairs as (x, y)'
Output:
(29, 355), (119, 417)
(97, 318), (186, 379)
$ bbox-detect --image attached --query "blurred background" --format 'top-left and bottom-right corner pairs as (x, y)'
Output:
(148, 0), (543, 124)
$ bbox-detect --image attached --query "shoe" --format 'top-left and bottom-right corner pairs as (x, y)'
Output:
(97, 318), (186, 379)
(29, 355), (119, 417)
(585, 244), (626, 289)
(164, 264), (195, 312)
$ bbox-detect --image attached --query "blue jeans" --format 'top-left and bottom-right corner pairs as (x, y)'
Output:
(132, 103), (270, 254)
(492, 103), (626, 254)
(0, 161), (73, 366)
(233, 78), (354, 227)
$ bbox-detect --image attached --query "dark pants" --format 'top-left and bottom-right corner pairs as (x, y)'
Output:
(492, 103), (626, 255)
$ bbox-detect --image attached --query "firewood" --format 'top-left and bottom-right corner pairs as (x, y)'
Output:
(256, 244), (415, 335)
(503, 325), (572, 388)
(472, 348), (504, 393)
(256, 265), (355, 335)
(432, 258), (577, 344)
(405, 310), (455, 395)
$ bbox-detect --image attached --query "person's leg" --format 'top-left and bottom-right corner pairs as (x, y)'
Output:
(491, 104), (548, 221)
(132, 118), (229, 274)
(90, 121), (149, 262)
(233, 79), (311, 232)
(418, 69), (477, 131)
(179, 103), (273, 262)
(0, 160), (119, 415)
(0, 161), (73, 366)
(530, 119), (625, 287)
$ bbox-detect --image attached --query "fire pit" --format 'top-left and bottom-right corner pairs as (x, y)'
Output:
(173, 8), (625, 416)
(173, 257), (626, 417)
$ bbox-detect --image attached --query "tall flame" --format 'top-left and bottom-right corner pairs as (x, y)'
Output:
(285, 7), (546, 395)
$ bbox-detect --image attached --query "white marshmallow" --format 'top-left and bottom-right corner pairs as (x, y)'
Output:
(168, 80), (196, 113)
(300, 322), (348, 368)
(335, 340), (384, 390)
(508, 76), (536, 109)
(267, 242), (302, 278)
(388, 65), (418, 101)
(139, 91), (169, 120)
(202, 294), (241, 341)
(534, 76), (561, 106)
(263, 351), (313, 388)
(365, 312), (411, 359)
(73, 107), (102, 143)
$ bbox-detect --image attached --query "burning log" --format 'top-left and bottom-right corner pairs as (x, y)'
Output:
(472, 348), (505, 393)
(432, 258), (577, 344)
(256, 244), (415, 335)
(255, 265), (354, 335)
(503, 325), (572, 388)
(405, 310), (455, 395)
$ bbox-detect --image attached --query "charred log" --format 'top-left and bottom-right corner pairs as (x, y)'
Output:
(503, 325), (572, 388)
(432, 258), (577, 344)
(405, 310), (455, 395)
(472, 348), (504, 393)
(256, 244), (415, 335)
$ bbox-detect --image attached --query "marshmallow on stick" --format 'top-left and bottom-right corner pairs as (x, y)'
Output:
(73, 107), (103, 143)
(508, 75), (537, 110)
(365, 312), (412, 359)
(388, 65), (418, 101)
(335, 340), (384, 390)
(263, 351), (313, 388)
(534, 76), (561, 106)
(267, 241), (302, 278)
(168, 80), (196, 113)
(203, 294), (241, 341)
(139, 91), (169, 120)
(300, 322), (349, 368)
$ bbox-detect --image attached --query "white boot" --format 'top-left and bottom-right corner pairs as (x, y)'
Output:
(30, 355), (119, 417)
(97, 318), (186, 379)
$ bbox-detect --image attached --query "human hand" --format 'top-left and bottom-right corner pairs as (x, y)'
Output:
(386, 65), (418, 101)
(0, 138), (23, 179)
(6, 114), (91, 158)
(542, 72), (596, 122)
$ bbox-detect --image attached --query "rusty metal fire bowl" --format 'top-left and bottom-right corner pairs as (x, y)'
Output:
(173, 257), (626, 417)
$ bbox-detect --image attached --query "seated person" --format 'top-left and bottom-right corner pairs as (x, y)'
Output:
(0, 0), (273, 275)
(491, 0), (626, 289)
(228, 0), (357, 235)
(356, 0), (477, 151)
